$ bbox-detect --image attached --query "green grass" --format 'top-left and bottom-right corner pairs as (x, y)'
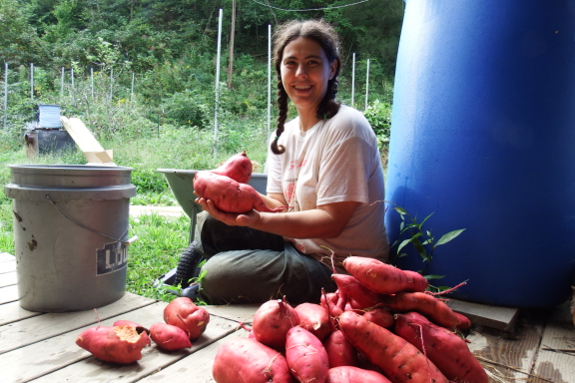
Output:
(127, 213), (190, 302)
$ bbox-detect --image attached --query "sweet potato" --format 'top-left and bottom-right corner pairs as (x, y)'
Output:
(331, 274), (383, 310)
(212, 337), (295, 383)
(212, 150), (253, 184)
(337, 311), (448, 383)
(194, 171), (283, 213)
(149, 322), (192, 351)
(394, 312), (488, 383)
(381, 292), (461, 329)
(285, 326), (330, 383)
(326, 366), (392, 383)
(113, 320), (150, 335)
(321, 291), (345, 317)
(295, 302), (333, 341)
(323, 329), (358, 368)
(342, 256), (428, 295)
(76, 325), (151, 364)
(454, 312), (472, 330)
(252, 297), (300, 350)
(163, 297), (210, 339)
(362, 307), (395, 329)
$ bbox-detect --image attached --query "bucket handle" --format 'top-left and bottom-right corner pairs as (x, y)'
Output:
(46, 194), (138, 246)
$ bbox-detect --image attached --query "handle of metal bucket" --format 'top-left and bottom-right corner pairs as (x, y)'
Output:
(46, 194), (138, 246)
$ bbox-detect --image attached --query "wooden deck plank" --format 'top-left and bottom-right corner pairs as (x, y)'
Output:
(0, 270), (16, 287)
(530, 302), (575, 383)
(0, 292), (156, 354)
(0, 301), (167, 383)
(205, 303), (259, 324)
(0, 256), (16, 273)
(30, 308), (243, 382)
(466, 308), (546, 382)
(138, 328), (249, 382)
(0, 301), (42, 326)
(0, 284), (19, 304)
(0, 252), (16, 262)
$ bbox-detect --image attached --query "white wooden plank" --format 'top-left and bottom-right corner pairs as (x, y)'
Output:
(531, 302), (575, 383)
(30, 310), (242, 382)
(60, 116), (105, 152)
(0, 252), (15, 261)
(0, 292), (156, 354)
(0, 270), (17, 287)
(467, 308), (545, 381)
(138, 328), (249, 382)
(0, 256), (16, 273)
(0, 301), (42, 326)
(0, 284), (19, 304)
(0, 302), (168, 383)
(205, 303), (259, 324)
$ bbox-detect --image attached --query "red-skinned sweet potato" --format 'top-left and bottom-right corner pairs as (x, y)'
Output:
(294, 302), (333, 341)
(362, 307), (395, 329)
(252, 297), (300, 350)
(331, 274), (383, 310)
(326, 366), (392, 383)
(76, 325), (151, 364)
(194, 171), (283, 213)
(381, 292), (461, 329)
(163, 297), (210, 340)
(342, 256), (428, 295)
(337, 311), (448, 383)
(454, 312), (472, 330)
(212, 337), (295, 383)
(323, 329), (358, 368)
(394, 312), (488, 383)
(149, 322), (192, 351)
(321, 291), (345, 318)
(285, 326), (330, 383)
(212, 150), (253, 184)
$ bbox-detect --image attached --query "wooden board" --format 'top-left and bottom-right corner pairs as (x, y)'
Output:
(0, 292), (155, 354)
(447, 298), (520, 331)
(0, 252), (16, 273)
(0, 271), (16, 288)
(0, 301), (42, 326)
(29, 306), (243, 382)
(137, 329), (249, 382)
(60, 116), (115, 165)
(0, 284), (19, 305)
(530, 302), (575, 383)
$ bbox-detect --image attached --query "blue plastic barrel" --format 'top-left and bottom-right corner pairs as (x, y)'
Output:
(385, 0), (575, 308)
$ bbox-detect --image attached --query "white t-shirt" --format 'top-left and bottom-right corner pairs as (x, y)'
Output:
(266, 105), (389, 272)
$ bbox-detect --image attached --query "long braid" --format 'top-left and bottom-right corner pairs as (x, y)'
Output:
(316, 78), (340, 120)
(271, 83), (289, 155)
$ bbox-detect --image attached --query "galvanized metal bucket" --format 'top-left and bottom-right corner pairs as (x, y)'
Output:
(5, 165), (137, 312)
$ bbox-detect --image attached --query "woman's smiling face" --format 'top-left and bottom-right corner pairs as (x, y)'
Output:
(280, 36), (338, 119)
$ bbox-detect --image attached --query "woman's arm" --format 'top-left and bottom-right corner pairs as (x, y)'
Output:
(196, 197), (359, 239)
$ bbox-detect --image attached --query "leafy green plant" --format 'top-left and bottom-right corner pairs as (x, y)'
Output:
(390, 204), (466, 292)
(364, 99), (392, 152)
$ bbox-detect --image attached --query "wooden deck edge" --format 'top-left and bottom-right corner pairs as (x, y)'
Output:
(447, 298), (520, 331)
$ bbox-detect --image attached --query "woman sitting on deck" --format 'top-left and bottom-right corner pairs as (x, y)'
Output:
(188, 19), (388, 305)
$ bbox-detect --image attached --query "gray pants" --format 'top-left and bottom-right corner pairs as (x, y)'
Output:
(195, 212), (336, 305)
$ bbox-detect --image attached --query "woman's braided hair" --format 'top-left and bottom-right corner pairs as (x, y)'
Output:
(271, 20), (342, 155)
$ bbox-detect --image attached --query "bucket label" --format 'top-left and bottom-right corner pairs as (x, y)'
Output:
(97, 241), (127, 275)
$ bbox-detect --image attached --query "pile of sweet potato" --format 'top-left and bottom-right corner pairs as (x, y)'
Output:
(212, 256), (488, 383)
(76, 297), (209, 364)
